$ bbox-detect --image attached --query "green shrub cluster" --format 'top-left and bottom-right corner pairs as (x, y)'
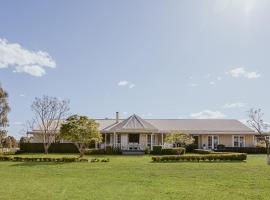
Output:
(20, 143), (79, 153)
(216, 147), (267, 154)
(152, 153), (247, 162)
(193, 149), (213, 154)
(0, 156), (110, 163)
(85, 146), (121, 155)
(0, 151), (17, 155)
(151, 145), (185, 155)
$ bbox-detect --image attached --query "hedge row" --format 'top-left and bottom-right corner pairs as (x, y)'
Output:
(152, 153), (247, 162)
(193, 149), (213, 154)
(216, 147), (267, 154)
(85, 146), (122, 155)
(20, 143), (79, 153)
(151, 146), (185, 155)
(0, 156), (110, 163)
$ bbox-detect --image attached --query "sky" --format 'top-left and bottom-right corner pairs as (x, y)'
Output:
(0, 0), (269, 138)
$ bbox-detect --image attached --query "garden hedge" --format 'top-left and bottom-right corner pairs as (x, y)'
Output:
(152, 153), (247, 162)
(216, 147), (267, 154)
(0, 156), (110, 163)
(19, 143), (79, 153)
(151, 145), (185, 155)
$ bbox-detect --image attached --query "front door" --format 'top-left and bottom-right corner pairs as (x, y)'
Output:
(129, 134), (140, 143)
(193, 136), (199, 149)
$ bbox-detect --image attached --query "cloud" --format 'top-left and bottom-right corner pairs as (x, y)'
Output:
(223, 102), (246, 109)
(14, 65), (46, 77)
(129, 84), (136, 89)
(118, 80), (129, 86)
(226, 67), (260, 79)
(0, 38), (56, 76)
(19, 94), (25, 97)
(118, 80), (135, 89)
(190, 110), (226, 119)
(209, 81), (215, 85)
(217, 76), (222, 81)
(189, 83), (198, 87)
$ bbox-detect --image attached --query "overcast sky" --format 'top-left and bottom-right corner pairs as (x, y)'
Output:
(0, 0), (269, 138)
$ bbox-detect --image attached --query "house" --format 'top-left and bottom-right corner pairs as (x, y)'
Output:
(29, 112), (257, 151)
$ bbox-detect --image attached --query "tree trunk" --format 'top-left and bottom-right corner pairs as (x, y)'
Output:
(44, 143), (49, 154)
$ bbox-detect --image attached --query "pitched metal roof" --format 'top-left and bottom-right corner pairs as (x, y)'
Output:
(101, 114), (158, 133)
(98, 117), (255, 134)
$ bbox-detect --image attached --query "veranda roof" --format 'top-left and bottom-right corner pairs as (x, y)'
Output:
(102, 114), (158, 133)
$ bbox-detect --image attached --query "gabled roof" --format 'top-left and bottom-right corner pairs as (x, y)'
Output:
(102, 114), (158, 133)
(97, 117), (255, 135)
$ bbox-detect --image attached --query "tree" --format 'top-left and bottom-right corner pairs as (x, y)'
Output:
(0, 85), (10, 135)
(19, 136), (30, 144)
(165, 131), (194, 147)
(0, 130), (7, 151)
(59, 115), (102, 157)
(2, 136), (16, 148)
(247, 108), (270, 164)
(31, 96), (70, 154)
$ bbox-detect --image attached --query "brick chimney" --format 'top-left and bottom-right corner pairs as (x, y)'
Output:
(116, 112), (119, 123)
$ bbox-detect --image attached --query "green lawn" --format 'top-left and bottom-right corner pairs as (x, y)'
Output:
(0, 154), (270, 200)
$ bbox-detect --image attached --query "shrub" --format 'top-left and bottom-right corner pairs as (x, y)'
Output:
(193, 149), (213, 154)
(84, 147), (121, 155)
(152, 146), (162, 155)
(151, 147), (185, 155)
(215, 147), (266, 154)
(152, 153), (247, 162)
(185, 143), (197, 153)
(19, 143), (79, 153)
(91, 158), (100, 162)
(101, 158), (110, 162)
(161, 147), (185, 155)
(217, 144), (226, 150)
(0, 156), (109, 163)
(0, 151), (17, 155)
(144, 146), (150, 154)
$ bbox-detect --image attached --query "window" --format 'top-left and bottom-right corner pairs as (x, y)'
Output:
(233, 136), (245, 147)
(208, 135), (219, 149)
(208, 136), (212, 149)
(147, 135), (151, 146)
(117, 134), (121, 144)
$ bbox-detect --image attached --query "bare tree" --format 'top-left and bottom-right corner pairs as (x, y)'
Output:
(247, 109), (270, 164)
(31, 96), (70, 154)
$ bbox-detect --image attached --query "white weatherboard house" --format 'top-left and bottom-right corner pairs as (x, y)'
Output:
(30, 112), (257, 151)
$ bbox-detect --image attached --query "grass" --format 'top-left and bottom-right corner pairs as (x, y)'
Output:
(0, 154), (270, 200)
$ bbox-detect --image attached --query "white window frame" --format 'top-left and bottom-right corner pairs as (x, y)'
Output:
(207, 135), (219, 149)
(232, 135), (245, 147)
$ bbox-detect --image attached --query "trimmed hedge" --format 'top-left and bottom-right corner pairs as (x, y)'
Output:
(216, 147), (267, 154)
(151, 146), (185, 155)
(152, 146), (162, 154)
(0, 156), (110, 163)
(152, 153), (247, 162)
(84, 146), (122, 155)
(193, 149), (213, 154)
(20, 143), (79, 153)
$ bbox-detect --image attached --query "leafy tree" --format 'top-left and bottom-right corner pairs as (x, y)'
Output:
(0, 130), (7, 151)
(19, 136), (30, 144)
(60, 115), (102, 157)
(2, 136), (17, 148)
(31, 95), (70, 154)
(247, 108), (270, 164)
(165, 131), (194, 147)
(0, 85), (10, 137)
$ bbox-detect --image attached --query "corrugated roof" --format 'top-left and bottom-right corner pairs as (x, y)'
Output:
(30, 114), (256, 135)
(98, 117), (255, 134)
